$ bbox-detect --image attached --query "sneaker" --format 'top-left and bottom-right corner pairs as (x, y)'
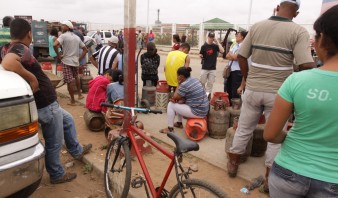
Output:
(74, 144), (92, 160)
(50, 172), (77, 184)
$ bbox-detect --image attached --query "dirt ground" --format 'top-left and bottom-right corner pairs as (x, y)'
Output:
(30, 93), (268, 198)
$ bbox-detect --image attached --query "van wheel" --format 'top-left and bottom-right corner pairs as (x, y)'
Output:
(7, 178), (42, 198)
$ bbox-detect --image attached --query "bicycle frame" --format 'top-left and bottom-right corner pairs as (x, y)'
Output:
(126, 124), (175, 198)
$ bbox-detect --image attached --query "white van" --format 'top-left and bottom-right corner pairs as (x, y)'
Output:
(0, 65), (45, 197)
(87, 30), (113, 45)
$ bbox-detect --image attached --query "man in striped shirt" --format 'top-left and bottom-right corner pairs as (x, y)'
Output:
(227, 0), (316, 192)
(0, 16), (14, 47)
(90, 36), (119, 75)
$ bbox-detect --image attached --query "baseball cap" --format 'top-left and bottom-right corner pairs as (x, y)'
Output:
(280, 0), (301, 9)
(61, 20), (73, 29)
(108, 36), (118, 44)
(208, 32), (215, 38)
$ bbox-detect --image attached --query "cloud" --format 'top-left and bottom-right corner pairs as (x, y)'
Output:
(1, 0), (323, 28)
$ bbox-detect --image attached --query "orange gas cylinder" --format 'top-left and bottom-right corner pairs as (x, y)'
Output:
(210, 92), (230, 107)
(41, 62), (52, 73)
(185, 118), (207, 141)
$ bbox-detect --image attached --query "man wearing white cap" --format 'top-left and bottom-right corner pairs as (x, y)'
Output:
(90, 36), (119, 75)
(54, 20), (87, 106)
(226, 0), (315, 193)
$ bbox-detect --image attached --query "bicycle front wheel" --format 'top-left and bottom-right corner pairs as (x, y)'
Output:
(104, 137), (132, 198)
(168, 179), (228, 198)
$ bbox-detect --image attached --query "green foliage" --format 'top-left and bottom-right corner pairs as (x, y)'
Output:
(82, 163), (93, 175)
(154, 33), (172, 45)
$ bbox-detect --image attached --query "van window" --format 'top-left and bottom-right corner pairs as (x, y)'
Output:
(105, 32), (112, 38)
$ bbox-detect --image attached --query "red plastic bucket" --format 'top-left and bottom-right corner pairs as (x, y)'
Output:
(41, 62), (52, 72)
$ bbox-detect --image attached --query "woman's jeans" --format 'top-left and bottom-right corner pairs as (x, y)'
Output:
(38, 101), (83, 180)
(269, 162), (338, 198)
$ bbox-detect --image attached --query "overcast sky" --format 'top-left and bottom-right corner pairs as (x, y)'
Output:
(1, 0), (323, 26)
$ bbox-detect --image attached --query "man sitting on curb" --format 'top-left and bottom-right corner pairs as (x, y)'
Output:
(0, 18), (92, 184)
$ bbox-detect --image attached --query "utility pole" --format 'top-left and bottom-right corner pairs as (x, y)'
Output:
(123, 0), (136, 128)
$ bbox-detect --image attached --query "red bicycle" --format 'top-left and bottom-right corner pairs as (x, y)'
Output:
(100, 103), (227, 198)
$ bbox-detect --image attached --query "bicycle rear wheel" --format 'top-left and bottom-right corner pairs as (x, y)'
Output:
(104, 137), (132, 198)
(168, 179), (228, 198)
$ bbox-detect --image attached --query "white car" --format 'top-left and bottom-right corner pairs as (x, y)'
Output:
(87, 30), (113, 45)
(0, 65), (45, 197)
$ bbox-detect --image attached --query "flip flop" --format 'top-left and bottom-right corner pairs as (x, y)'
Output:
(174, 122), (183, 128)
(78, 95), (84, 100)
(159, 128), (173, 134)
(67, 103), (77, 106)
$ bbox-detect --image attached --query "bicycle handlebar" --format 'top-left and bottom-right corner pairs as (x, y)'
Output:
(100, 102), (163, 114)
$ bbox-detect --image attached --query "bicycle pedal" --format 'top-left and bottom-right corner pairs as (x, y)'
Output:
(131, 176), (145, 188)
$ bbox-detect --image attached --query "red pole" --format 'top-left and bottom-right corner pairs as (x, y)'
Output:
(123, 0), (136, 130)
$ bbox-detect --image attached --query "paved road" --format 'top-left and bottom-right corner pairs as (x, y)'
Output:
(137, 50), (228, 97)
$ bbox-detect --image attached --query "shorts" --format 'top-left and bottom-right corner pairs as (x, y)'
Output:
(62, 63), (79, 83)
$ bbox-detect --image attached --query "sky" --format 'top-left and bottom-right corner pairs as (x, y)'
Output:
(1, 0), (323, 27)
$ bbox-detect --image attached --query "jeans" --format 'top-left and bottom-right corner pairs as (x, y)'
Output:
(38, 101), (64, 180)
(269, 162), (338, 198)
(62, 108), (83, 158)
(38, 101), (83, 180)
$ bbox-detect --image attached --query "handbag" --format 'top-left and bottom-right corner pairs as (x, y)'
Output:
(223, 61), (233, 79)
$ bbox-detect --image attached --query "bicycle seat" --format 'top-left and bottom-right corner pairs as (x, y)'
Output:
(167, 132), (199, 154)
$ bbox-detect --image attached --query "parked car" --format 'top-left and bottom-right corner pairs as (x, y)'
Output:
(0, 65), (45, 197)
(87, 30), (113, 45)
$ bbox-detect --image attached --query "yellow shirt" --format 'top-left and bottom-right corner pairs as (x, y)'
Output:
(165, 50), (187, 87)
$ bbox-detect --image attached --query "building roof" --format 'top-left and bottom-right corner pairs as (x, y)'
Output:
(190, 17), (246, 31)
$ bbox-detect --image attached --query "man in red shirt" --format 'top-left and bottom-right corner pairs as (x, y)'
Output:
(85, 69), (114, 112)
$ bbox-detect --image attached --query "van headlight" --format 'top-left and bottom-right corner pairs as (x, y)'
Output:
(0, 100), (39, 144)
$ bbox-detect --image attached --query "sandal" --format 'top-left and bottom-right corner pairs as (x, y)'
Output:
(159, 127), (174, 134)
(67, 102), (76, 106)
(50, 172), (77, 184)
(258, 184), (269, 194)
(174, 122), (183, 128)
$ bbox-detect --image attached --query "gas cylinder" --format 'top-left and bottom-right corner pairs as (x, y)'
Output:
(228, 107), (241, 128)
(56, 64), (63, 78)
(41, 62), (52, 73)
(210, 92), (230, 107)
(155, 80), (170, 112)
(80, 70), (93, 93)
(251, 124), (267, 157)
(141, 80), (156, 108)
(225, 117), (253, 163)
(84, 109), (105, 132)
(185, 118), (208, 141)
(81, 75), (93, 93)
(207, 99), (230, 139)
